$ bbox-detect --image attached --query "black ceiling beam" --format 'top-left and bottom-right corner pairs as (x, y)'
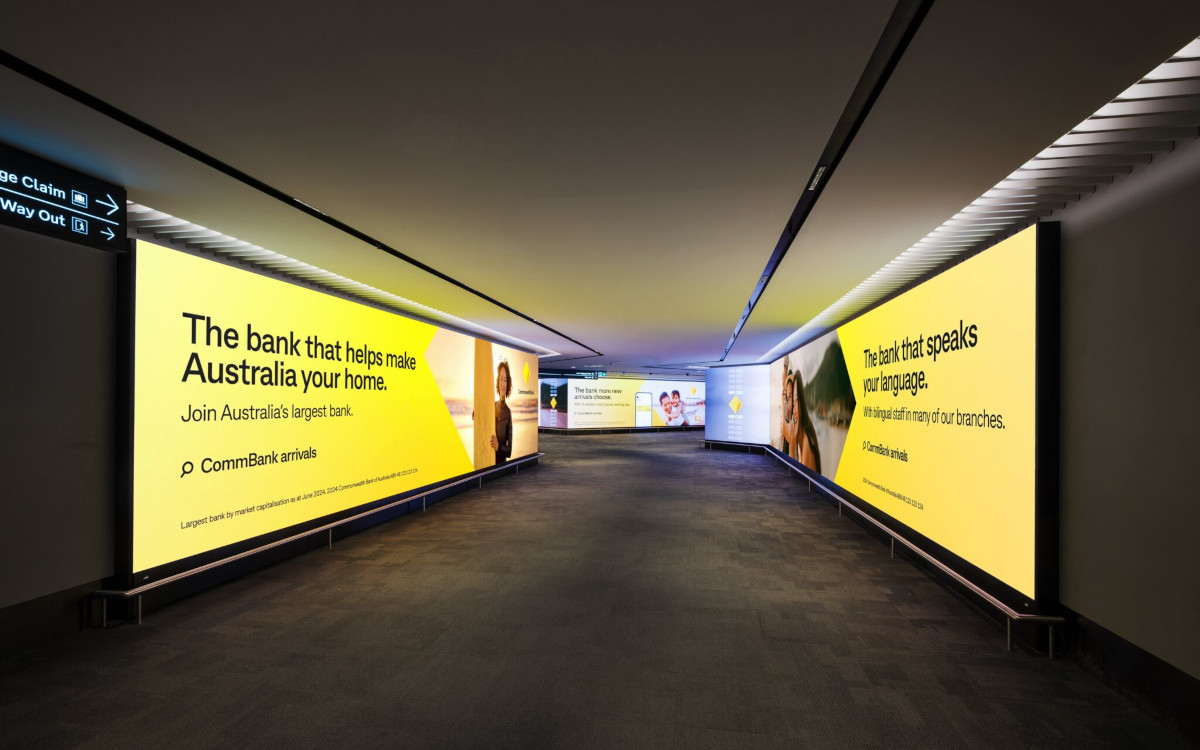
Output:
(720, 0), (934, 361)
(0, 49), (601, 358)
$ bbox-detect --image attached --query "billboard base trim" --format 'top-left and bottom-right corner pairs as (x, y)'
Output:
(761, 442), (1064, 658)
(93, 452), (543, 627)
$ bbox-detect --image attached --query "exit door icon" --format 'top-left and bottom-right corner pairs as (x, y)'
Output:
(71, 217), (88, 234)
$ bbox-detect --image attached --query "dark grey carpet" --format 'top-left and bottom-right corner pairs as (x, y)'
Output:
(0, 432), (1190, 748)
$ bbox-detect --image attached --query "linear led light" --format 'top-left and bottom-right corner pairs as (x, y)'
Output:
(125, 203), (559, 357)
(759, 34), (1200, 364)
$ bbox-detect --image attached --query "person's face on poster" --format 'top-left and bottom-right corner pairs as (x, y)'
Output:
(782, 374), (793, 423)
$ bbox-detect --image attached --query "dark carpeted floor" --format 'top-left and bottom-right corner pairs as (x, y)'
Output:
(0, 432), (1190, 748)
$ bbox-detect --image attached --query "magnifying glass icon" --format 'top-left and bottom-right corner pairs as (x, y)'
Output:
(181, 461), (194, 478)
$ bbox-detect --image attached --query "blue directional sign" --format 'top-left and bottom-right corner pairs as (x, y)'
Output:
(0, 141), (126, 251)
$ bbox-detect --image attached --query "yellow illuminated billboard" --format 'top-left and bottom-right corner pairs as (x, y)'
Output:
(770, 226), (1041, 598)
(132, 240), (537, 573)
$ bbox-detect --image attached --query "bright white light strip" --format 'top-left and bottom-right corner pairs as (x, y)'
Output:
(125, 203), (559, 357)
(758, 34), (1200, 364)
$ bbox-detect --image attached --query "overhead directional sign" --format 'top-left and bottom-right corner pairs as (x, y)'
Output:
(0, 141), (126, 251)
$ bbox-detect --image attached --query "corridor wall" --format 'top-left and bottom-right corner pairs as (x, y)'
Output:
(0, 226), (115, 612)
(1057, 134), (1200, 681)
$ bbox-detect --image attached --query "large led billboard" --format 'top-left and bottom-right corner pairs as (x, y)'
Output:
(132, 240), (537, 575)
(768, 226), (1045, 599)
(538, 377), (705, 429)
(704, 365), (770, 444)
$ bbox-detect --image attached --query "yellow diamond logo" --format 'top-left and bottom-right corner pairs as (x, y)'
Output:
(523, 361), (530, 383)
(690, 386), (697, 395)
(729, 396), (742, 413)
(550, 397), (557, 409)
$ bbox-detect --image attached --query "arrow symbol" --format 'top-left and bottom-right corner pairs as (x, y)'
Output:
(97, 193), (120, 216)
(102, 227), (115, 241)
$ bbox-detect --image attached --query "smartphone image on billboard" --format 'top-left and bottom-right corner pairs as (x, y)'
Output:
(635, 391), (652, 427)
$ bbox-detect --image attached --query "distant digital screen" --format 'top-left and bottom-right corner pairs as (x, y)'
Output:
(538, 378), (569, 428)
(704, 365), (770, 444)
(538, 377), (705, 429)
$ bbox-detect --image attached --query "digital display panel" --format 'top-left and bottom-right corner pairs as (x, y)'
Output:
(538, 377), (569, 427)
(538, 377), (705, 429)
(769, 226), (1040, 597)
(704, 365), (770, 444)
(132, 240), (537, 573)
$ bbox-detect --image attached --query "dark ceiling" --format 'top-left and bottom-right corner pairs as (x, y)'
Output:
(2, 1), (1198, 374)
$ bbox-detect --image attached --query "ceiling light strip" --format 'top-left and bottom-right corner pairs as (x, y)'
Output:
(126, 203), (559, 357)
(0, 48), (599, 358)
(719, 0), (934, 362)
(759, 34), (1200, 364)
